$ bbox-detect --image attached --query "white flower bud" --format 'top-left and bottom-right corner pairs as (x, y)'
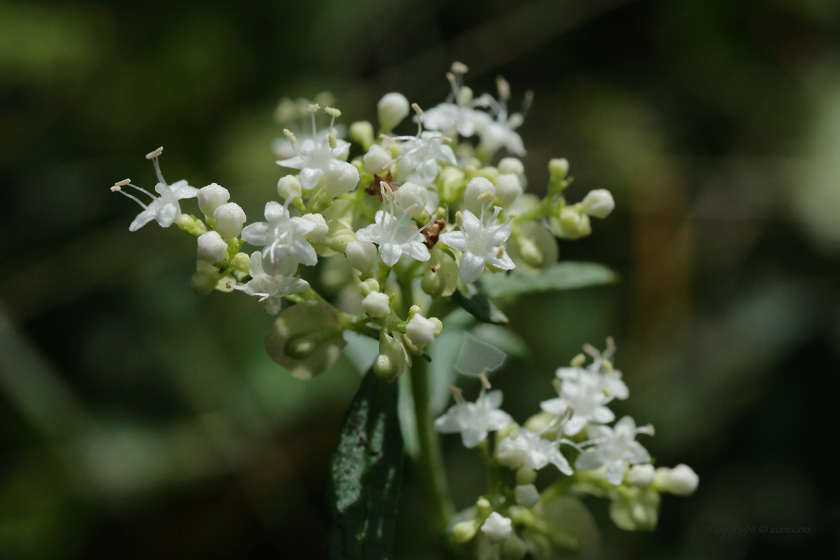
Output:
(657, 464), (698, 496)
(363, 144), (392, 174)
(457, 86), (473, 105)
(405, 313), (437, 346)
(452, 521), (478, 544)
(395, 183), (427, 215)
(581, 189), (615, 219)
(324, 161), (360, 197)
(480, 512), (512, 544)
(514, 484), (540, 508)
(277, 175), (302, 199)
(197, 183), (230, 217)
(377, 92), (410, 132)
(498, 157), (524, 176)
(362, 291), (390, 318)
(345, 240), (378, 272)
(213, 202), (246, 239)
(464, 177), (496, 215)
(495, 173), (523, 205)
(196, 231), (228, 263)
(627, 464), (656, 488)
(301, 213), (328, 241)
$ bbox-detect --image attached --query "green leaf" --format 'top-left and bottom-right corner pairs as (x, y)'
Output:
(480, 262), (618, 299)
(327, 370), (404, 560)
(453, 287), (509, 325)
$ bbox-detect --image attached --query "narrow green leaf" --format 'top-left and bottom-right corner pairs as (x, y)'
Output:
(326, 370), (404, 560)
(480, 262), (618, 299)
(452, 287), (509, 325)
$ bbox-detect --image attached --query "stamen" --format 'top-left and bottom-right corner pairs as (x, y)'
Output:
(328, 132), (337, 150)
(379, 133), (395, 143)
(448, 385), (465, 404)
(570, 353), (586, 367)
(582, 343), (599, 358)
(145, 146), (163, 160)
(283, 129), (297, 144)
(110, 185), (121, 192)
(602, 359), (613, 373)
(480, 372), (491, 390)
(507, 210), (518, 219)
(115, 178), (131, 187)
(402, 203), (419, 215)
(496, 76), (510, 101)
(455, 211), (463, 228)
(451, 61), (469, 74)
(477, 191), (493, 203)
(112, 188), (148, 209)
(306, 103), (320, 113)
(602, 386), (612, 398)
(126, 183), (155, 198)
(552, 378), (563, 394)
(411, 103), (424, 116)
(324, 106), (341, 117)
(522, 90), (534, 115)
(495, 246), (504, 258)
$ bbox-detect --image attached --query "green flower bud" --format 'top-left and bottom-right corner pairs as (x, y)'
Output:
(548, 158), (569, 180)
(176, 214), (208, 236)
(507, 222), (559, 274)
(609, 487), (660, 532)
(516, 467), (537, 486)
(373, 331), (406, 383)
(190, 261), (234, 295)
(420, 250), (458, 298)
(231, 252), (250, 273)
(349, 120), (375, 149)
(265, 301), (347, 380)
(476, 497), (492, 517)
(549, 208), (591, 240)
(452, 521), (478, 544)
(359, 278), (380, 297)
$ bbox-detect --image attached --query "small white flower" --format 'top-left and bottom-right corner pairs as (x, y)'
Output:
(300, 213), (329, 241)
(515, 484), (540, 508)
(197, 231), (228, 263)
(557, 338), (629, 400)
(111, 149), (198, 232)
(476, 77), (527, 156)
(354, 186), (430, 267)
(575, 416), (653, 486)
(494, 173), (523, 205)
(655, 464), (698, 496)
(421, 65), (492, 137)
(363, 144), (393, 174)
(362, 291), (390, 318)
(241, 201), (322, 273)
(235, 252), (309, 315)
(480, 512), (512, 544)
(405, 313), (437, 346)
(627, 464), (656, 488)
(213, 202), (247, 239)
(496, 428), (573, 475)
(581, 189), (615, 219)
(378, 92), (410, 132)
(344, 240), (378, 272)
(277, 106), (356, 193)
(392, 130), (457, 185)
(541, 370), (615, 436)
(434, 389), (513, 448)
(439, 206), (515, 284)
(197, 183), (230, 216)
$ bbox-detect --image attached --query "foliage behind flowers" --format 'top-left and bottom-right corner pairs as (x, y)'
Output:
(111, 62), (696, 558)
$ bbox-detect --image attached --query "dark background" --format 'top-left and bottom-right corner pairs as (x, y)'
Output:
(1, 0), (839, 558)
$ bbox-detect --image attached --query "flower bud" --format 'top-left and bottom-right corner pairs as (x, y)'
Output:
(581, 189), (615, 219)
(498, 157), (524, 177)
(516, 467), (537, 486)
(358, 278), (380, 297)
(345, 240), (378, 272)
(452, 521), (478, 544)
(405, 313), (438, 347)
(495, 173), (523, 205)
(231, 252), (250, 273)
(362, 291), (390, 318)
(627, 464), (656, 488)
(362, 144), (392, 174)
(277, 175), (302, 200)
(464, 177), (495, 215)
(197, 183), (230, 216)
(476, 497), (492, 517)
(213, 202), (246, 239)
(377, 92), (410, 132)
(395, 183), (427, 216)
(655, 464), (698, 496)
(373, 331), (406, 383)
(325, 161), (360, 197)
(548, 158), (569, 180)
(550, 208), (591, 240)
(514, 484), (540, 508)
(349, 120), (375, 149)
(301, 213), (329, 241)
(457, 86), (473, 105)
(197, 230), (228, 263)
(190, 260), (225, 296)
(481, 512), (512, 544)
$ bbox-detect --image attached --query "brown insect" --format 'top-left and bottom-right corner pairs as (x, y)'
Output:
(422, 219), (447, 249)
(366, 172), (398, 201)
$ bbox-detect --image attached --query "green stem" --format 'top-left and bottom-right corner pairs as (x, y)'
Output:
(399, 272), (454, 534)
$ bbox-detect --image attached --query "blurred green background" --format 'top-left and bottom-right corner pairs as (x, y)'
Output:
(1, 0), (839, 558)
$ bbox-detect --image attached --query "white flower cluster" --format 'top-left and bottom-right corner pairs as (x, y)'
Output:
(439, 338), (698, 547)
(110, 62), (617, 381)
